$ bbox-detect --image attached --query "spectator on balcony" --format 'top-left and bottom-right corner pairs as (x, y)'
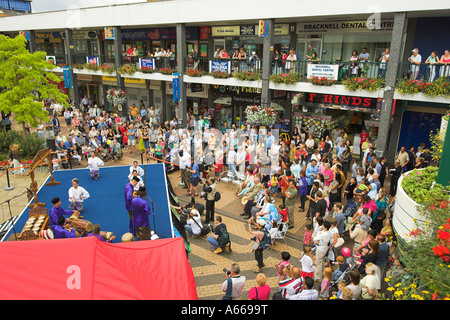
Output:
(221, 49), (229, 59)
(249, 51), (261, 72)
(214, 48), (222, 59)
(359, 47), (370, 75)
(124, 45), (133, 62)
(273, 49), (282, 74)
(305, 43), (317, 60)
(232, 49), (240, 73)
(425, 51), (440, 82)
(238, 47), (247, 71)
(349, 50), (359, 76)
(439, 49), (450, 77)
(307, 52), (319, 64)
(285, 49), (297, 74)
(408, 48), (422, 81)
(378, 48), (390, 79)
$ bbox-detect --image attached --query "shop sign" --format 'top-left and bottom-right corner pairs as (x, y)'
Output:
(139, 58), (155, 69)
(63, 67), (72, 89)
(173, 77), (180, 102)
(258, 20), (268, 37)
(212, 24), (289, 37)
(124, 78), (145, 85)
(87, 57), (100, 65)
(240, 25), (256, 36)
(297, 20), (394, 34)
(120, 27), (198, 41)
(104, 27), (116, 40)
(76, 74), (93, 81)
(36, 32), (60, 40)
(209, 60), (231, 74)
(211, 26), (241, 37)
(304, 92), (378, 109)
(199, 26), (210, 40)
(307, 64), (339, 81)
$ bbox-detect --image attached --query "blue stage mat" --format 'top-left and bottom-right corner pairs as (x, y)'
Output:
(3, 163), (173, 242)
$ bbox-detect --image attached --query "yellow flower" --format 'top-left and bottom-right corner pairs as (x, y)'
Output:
(385, 278), (390, 282)
(394, 290), (403, 297)
(395, 283), (402, 287)
(387, 287), (395, 291)
(422, 291), (429, 295)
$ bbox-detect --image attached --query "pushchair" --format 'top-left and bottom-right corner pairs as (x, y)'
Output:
(329, 256), (358, 295)
(342, 198), (360, 236)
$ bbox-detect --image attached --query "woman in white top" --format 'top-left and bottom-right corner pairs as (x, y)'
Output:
(305, 134), (315, 155)
(68, 178), (90, 212)
(349, 50), (359, 76)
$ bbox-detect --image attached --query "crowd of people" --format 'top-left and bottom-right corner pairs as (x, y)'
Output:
(36, 96), (437, 300)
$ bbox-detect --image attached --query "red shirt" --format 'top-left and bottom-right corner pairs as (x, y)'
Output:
(248, 284), (271, 300)
(360, 132), (369, 144)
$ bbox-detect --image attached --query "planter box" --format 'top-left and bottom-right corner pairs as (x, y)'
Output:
(183, 75), (262, 88)
(393, 91), (450, 104)
(120, 71), (175, 82)
(392, 171), (427, 242)
(269, 82), (384, 98)
(73, 69), (117, 77)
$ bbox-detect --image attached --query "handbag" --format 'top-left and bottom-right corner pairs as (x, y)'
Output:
(192, 216), (210, 235)
(222, 278), (233, 300)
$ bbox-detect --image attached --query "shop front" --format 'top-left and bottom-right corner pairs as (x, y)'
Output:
(166, 82), (209, 121)
(295, 19), (394, 76)
(210, 85), (263, 128)
(35, 31), (65, 65)
(63, 30), (101, 65)
(211, 24), (290, 58)
(77, 74), (103, 106)
(101, 26), (201, 63)
(292, 91), (382, 151)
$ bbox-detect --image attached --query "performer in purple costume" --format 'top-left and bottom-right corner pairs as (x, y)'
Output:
(131, 186), (152, 240)
(124, 176), (139, 234)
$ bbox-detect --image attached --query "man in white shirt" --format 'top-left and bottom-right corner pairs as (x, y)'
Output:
(184, 208), (202, 238)
(235, 146), (246, 179)
(222, 263), (246, 300)
(408, 48), (422, 80)
(129, 160), (145, 177)
(289, 276), (318, 300)
(227, 148), (237, 180)
(378, 48), (390, 79)
(276, 266), (304, 300)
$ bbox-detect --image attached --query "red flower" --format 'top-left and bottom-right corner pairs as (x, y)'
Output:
(433, 244), (450, 257)
(431, 291), (439, 300)
(437, 230), (450, 242)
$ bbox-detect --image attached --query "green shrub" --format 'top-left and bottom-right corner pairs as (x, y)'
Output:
(0, 130), (46, 160)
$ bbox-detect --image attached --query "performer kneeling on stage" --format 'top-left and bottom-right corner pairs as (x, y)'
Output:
(87, 224), (116, 243)
(52, 216), (77, 239)
(49, 197), (81, 230)
(131, 186), (152, 241)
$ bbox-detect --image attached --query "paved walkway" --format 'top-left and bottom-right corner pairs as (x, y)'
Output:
(0, 115), (394, 300)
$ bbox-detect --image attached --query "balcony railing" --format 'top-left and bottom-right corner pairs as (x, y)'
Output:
(184, 56), (263, 74)
(397, 61), (450, 82)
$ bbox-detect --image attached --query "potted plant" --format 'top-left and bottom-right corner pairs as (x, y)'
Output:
(139, 66), (156, 74)
(160, 68), (176, 75)
(209, 71), (232, 79)
(307, 76), (336, 86)
(245, 105), (277, 127)
(270, 73), (302, 85)
(342, 77), (385, 91)
(117, 64), (137, 75)
(233, 71), (261, 81)
(106, 88), (127, 105)
(100, 63), (115, 74)
(185, 68), (205, 77)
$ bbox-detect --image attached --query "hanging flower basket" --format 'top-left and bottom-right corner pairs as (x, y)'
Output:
(106, 89), (127, 105)
(245, 105), (277, 127)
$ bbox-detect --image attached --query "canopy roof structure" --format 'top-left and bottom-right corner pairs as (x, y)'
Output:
(0, 236), (197, 300)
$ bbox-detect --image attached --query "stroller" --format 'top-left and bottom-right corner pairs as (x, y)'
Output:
(342, 198), (361, 236)
(329, 256), (359, 295)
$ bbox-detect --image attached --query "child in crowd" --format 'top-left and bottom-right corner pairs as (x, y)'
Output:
(278, 204), (288, 223)
(270, 174), (278, 199)
(320, 267), (333, 300)
(300, 246), (315, 279)
(344, 177), (357, 201)
(275, 251), (291, 279)
(303, 224), (313, 248)
(332, 281), (347, 299)
(332, 255), (350, 281)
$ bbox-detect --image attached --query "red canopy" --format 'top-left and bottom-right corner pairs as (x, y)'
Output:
(0, 237), (197, 300)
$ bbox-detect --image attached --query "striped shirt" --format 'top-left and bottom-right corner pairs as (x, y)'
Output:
(279, 277), (304, 299)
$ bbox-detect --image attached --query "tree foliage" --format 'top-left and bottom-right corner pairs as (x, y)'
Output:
(0, 34), (68, 128)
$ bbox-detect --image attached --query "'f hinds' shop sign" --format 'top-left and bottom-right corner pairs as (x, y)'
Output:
(304, 92), (377, 109)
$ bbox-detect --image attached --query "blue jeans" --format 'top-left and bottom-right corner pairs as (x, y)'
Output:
(228, 163), (237, 180)
(207, 236), (219, 249)
(184, 224), (197, 237)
